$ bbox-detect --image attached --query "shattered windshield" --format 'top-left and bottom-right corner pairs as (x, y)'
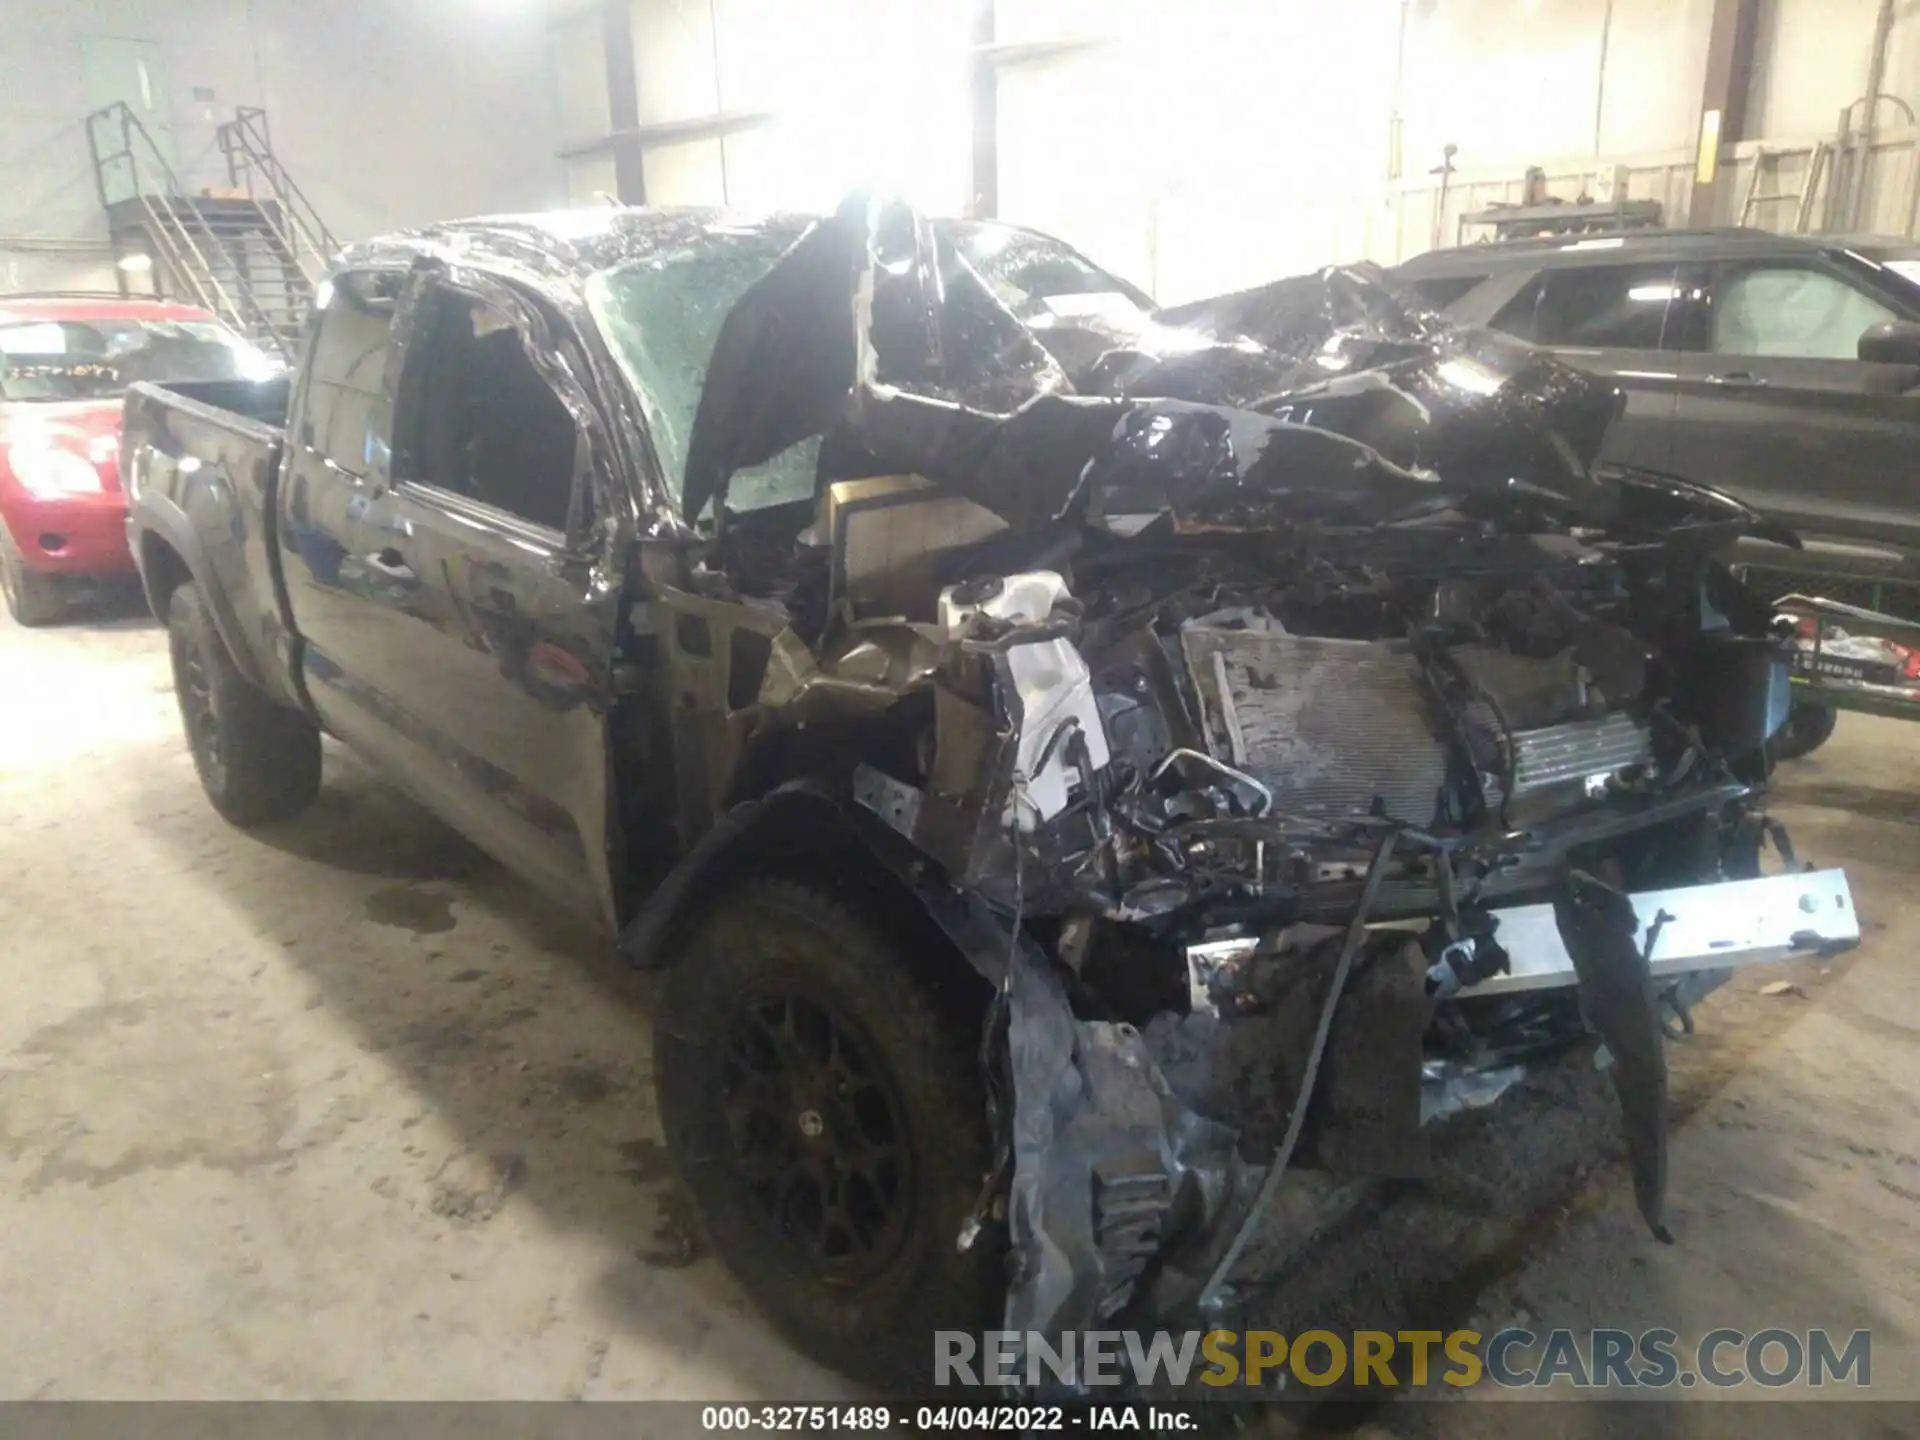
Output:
(588, 230), (822, 518)
(588, 217), (1151, 520)
(948, 221), (1151, 324)
(0, 316), (275, 402)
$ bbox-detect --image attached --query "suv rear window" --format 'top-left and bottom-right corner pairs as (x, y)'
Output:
(1493, 264), (1678, 348)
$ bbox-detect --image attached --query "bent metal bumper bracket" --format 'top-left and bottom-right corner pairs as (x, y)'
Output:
(1471, 867), (1858, 996)
(1184, 868), (1858, 1004)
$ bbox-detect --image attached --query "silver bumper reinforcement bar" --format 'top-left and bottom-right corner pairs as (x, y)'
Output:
(1186, 868), (1859, 1007)
(1474, 867), (1858, 996)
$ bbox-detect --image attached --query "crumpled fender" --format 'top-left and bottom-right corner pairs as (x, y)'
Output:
(617, 779), (1013, 983)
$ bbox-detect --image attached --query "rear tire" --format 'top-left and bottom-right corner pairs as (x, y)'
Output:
(167, 581), (322, 827)
(654, 877), (1001, 1390)
(0, 525), (66, 627)
(1768, 695), (1838, 763)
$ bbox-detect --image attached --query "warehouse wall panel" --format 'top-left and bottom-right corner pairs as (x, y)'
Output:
(995, 47), (1155, 294)
(994, 0), (1400, 298)
(245, 0), (565, 237)
(1595, 0), (1715, 155)
(1747, 0), (1911, 139)
(552, 8), (613, 154)
(626, 0), (970, 212)
(642, 136), (729, 206)
(0, 0), (565, 289)
(614, 0), (1920, 287)
(631, 0), (722, 125)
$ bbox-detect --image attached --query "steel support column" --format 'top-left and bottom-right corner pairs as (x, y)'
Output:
(603, 0), (646, 204)
(1688, 0), (1762, 224)
(969, 0), (998, 219)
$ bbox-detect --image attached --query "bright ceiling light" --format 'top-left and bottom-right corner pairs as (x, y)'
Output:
(117, 253), (154, 273)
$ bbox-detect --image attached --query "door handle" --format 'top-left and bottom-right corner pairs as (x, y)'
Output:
(362, 547), (415, 581)
(1704, 371), (1768, 387)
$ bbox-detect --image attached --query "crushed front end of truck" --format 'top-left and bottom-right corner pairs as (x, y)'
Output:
(638, 197), (1860, 1381)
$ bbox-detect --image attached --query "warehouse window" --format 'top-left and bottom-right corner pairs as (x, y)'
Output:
(1494, 264), (1677, 349)
(1712, 266), (1898, 360)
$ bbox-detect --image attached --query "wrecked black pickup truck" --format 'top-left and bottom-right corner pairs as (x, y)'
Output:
(123, 197), (1858, 1390)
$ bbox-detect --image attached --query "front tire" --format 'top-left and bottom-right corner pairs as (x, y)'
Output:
(1768, 695), (1838, 763)
(167, 581), (322, 827)
(0, 525), (66, 626)
(654, 878), (1001, 1390)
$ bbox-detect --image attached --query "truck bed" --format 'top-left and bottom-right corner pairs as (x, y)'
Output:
(139, 375), (292, 428)
(122, 376), (304, 709)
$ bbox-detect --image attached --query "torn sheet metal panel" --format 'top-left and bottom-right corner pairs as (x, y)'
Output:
(1465, 868), (1858, 997)
(1002, 936), (1239, 1347)
(1144, 265), (1623, 503)
(1554, 873), (1673, 1241)
(1421, 1061), (1527, 1124)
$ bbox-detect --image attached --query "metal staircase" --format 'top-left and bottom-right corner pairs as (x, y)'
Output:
(85, 102), (338, 358)
(216, 107), (340, 298)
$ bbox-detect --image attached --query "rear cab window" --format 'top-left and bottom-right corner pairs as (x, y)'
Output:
(301, 272), (402, 479)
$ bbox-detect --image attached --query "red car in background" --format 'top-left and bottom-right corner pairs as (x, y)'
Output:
(0, 295), (276, 626)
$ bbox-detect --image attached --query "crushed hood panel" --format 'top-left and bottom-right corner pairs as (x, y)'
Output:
(681, 197), (1778, 547)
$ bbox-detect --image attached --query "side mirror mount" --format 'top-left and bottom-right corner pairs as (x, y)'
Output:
(1858, 318), (1920, 365)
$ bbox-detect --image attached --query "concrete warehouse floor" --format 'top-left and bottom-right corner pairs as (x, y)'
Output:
(1, 600), (1917, 1427)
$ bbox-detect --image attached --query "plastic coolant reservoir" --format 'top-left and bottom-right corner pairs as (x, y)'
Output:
(938, 572), (1112, 830)
(938, 570), (1072, 635)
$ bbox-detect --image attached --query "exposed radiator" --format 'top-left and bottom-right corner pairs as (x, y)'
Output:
(1183, 627), (1452, 823)
(1183, 625), (1653, 824)
(1510, 714), (1651, 795)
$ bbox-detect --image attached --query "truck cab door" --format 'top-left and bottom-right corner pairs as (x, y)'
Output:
(1669, 258), (1920, 575)
(279, 267), (410, 736)
(285, 266), (627, 927)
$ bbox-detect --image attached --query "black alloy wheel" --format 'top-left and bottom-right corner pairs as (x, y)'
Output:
(654, 876), (1001, 1389)
(172, 615), (228, 793)
(720, 991), (915, 1283)
(165, 581), (322, 827)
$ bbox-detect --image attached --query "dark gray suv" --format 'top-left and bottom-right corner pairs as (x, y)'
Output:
(1396, 229), (1920, 592)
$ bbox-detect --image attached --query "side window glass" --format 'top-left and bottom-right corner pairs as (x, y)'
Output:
(397, 288), (579, 534)
(1712, 267), (1899, 359)
(1506, 265), (1678, 348)
(1404, 274), (1490, 310)
(305, 272), (399, 476)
